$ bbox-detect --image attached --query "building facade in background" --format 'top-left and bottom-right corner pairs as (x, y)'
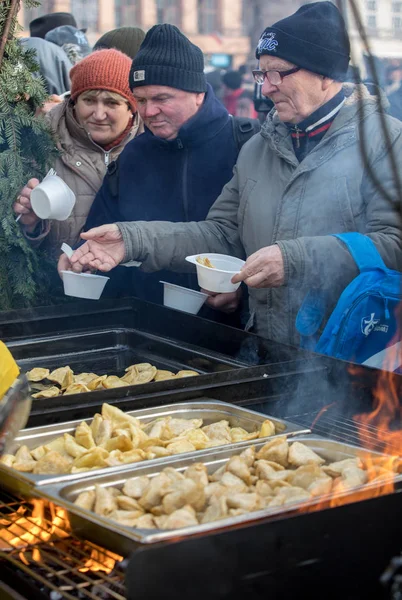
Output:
(18, 0), (402, 74)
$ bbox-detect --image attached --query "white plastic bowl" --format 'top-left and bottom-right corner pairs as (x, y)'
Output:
(31, 175), (76, 220)
(61, 270), (109, 300)
(161, 281), (208, 315)
(185, 253), (245, 293)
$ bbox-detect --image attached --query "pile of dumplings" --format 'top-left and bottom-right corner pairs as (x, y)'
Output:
(1, 403), (279, 475)
(74, 437), (395, 531)
(26, 363), (200, 399)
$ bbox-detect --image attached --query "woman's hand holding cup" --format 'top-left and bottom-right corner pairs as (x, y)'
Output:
(13, 178), (41, 231)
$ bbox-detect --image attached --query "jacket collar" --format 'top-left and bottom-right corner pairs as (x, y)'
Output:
(143, 83), (230, 149)
(262, 83), (386, 149)
(50, 99), (141, 154)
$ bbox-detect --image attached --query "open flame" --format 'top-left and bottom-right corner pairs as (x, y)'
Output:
(0, 498), (122, 574)
(299, 331), (402, 514)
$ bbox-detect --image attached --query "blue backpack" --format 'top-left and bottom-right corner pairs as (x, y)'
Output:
(296, 232), (401, 368)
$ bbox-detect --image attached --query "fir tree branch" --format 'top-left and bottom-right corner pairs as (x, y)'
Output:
(0, 0), (20, 68)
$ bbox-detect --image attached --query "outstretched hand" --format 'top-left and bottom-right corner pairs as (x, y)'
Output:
(70, 224), (126, 272)
(232, 245), (285, 288)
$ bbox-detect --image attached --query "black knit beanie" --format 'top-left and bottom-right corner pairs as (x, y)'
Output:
(256, 1), (350, 81)
(94, 27), (145, 60)
(129, 24), (207, 93)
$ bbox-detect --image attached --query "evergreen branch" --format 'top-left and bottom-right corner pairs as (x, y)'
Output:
(0, 0), (20, 67)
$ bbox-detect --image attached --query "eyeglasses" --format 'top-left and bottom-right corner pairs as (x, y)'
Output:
(252, 67), (301, 86)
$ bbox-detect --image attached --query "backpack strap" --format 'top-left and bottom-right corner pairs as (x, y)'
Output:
(333, 232), (387, 273)
(231, 116), (261, 152)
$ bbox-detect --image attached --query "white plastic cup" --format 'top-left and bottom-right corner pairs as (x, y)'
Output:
(30, 175), (76, 220)
(161, 281), (208, 315)
(185, 254), (245, 293)
(61, 270), (109, 300)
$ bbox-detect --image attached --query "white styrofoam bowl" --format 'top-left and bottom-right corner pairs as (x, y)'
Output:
(185, 253), (245, 293)
(61, 270), (109, 300)
(161, 281), (208, 315)
(30, 175), (76, 220)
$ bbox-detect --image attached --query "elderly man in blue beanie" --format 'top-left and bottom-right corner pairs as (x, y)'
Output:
(65, 2), (402, 349)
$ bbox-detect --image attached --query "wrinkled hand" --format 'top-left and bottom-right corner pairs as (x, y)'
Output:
(232, 245), (285, 288)
(57, 253), (73, 278)
(70, 224), (125, 273)
(201, 287), (242, 314)
(13, 178), (41, 230)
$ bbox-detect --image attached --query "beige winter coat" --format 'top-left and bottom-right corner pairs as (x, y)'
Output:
(27, 99), (142, 257)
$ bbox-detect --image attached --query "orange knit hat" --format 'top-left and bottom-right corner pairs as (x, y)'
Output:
(70, 48), (136, 111)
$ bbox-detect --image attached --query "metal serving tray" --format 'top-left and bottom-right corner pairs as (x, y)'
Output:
(7, 328), (246, 404)
(35, 436), (397, 557)
(0, 400), (309, 495)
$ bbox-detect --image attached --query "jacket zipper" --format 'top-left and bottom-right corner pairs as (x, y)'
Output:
(177, 137), (192, 289)
(331, 291), (398, 356)
(293, 125), (302, 148)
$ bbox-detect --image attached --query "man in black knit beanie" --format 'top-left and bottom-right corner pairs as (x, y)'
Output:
(61, 24), (259, 324)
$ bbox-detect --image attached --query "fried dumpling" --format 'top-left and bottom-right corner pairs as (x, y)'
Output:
(288, 442), (325, 467)
(154, 370), (175, 381)
(162, 479), (206, 514)
(101, 404), (141, 429)
(226, 492), (263, 512)
(225, 456), (252, 484)
(126, 363), (152, 373)
(116, 495), (143, 511)
(64, 433), (88, 458)
(33, 450), (71, 475)
(0, 454), (15, 467)
(64, 383), (90, 395)
(102, 376), (129, 389)
(110, 510), (145, 527)
(323, 458), (363, 478)
(230, 427), (258, 443)
(174, 370), (199, 378)
(94, 419), (113, 446)
(94, 485), (117, 516)
(75, 421), (95, 450)
(133, 514), (156, 529)
(72, 447), (109, 470)
(184, 463), (209, 487)
(160, 505), (199, 529)
(32, 386), (61, 399)
(73, 372), (99, 385)
(87, 375), (108, 390)
(123, 476), (150, 499)
(138, 473), (172, 511)
(48, 366), (74, 389)
(13, 445), (36, 472)
(102, 435), (134, 453)
(202, 420), (231, 443)
(258, 419), (276, 438)
(121, 369), (139, 384)
(74, 490), (96, 511)
(256, 437), (289, 466)
(166, 439), (196, 455)
(134, 366), (157, 384)
(27, 368), (50, 382)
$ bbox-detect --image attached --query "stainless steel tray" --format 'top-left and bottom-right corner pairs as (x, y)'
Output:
(0, 400), (309, 495)
(35, 436), (397, 557)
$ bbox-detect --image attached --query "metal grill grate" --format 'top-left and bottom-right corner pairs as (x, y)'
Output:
(290, 409), (398, 454)
(0, 489), (126, 600)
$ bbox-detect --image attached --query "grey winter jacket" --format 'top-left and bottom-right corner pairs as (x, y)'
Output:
(117, 84), (402, 346)
(27, 99), (142, 257)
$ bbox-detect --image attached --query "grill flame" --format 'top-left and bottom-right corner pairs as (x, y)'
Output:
(0, 498), (122, 574)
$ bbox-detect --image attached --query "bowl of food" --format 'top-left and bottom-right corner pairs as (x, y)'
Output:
(185, 254), (245, 293)
(160, 281), (208, 315)
(61, 270), (110, 300)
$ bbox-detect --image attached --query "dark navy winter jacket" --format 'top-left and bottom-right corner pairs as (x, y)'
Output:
(84, 84), (241, 308)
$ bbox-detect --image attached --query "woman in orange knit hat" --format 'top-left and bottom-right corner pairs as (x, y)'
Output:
(13, 49), (143, 257)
